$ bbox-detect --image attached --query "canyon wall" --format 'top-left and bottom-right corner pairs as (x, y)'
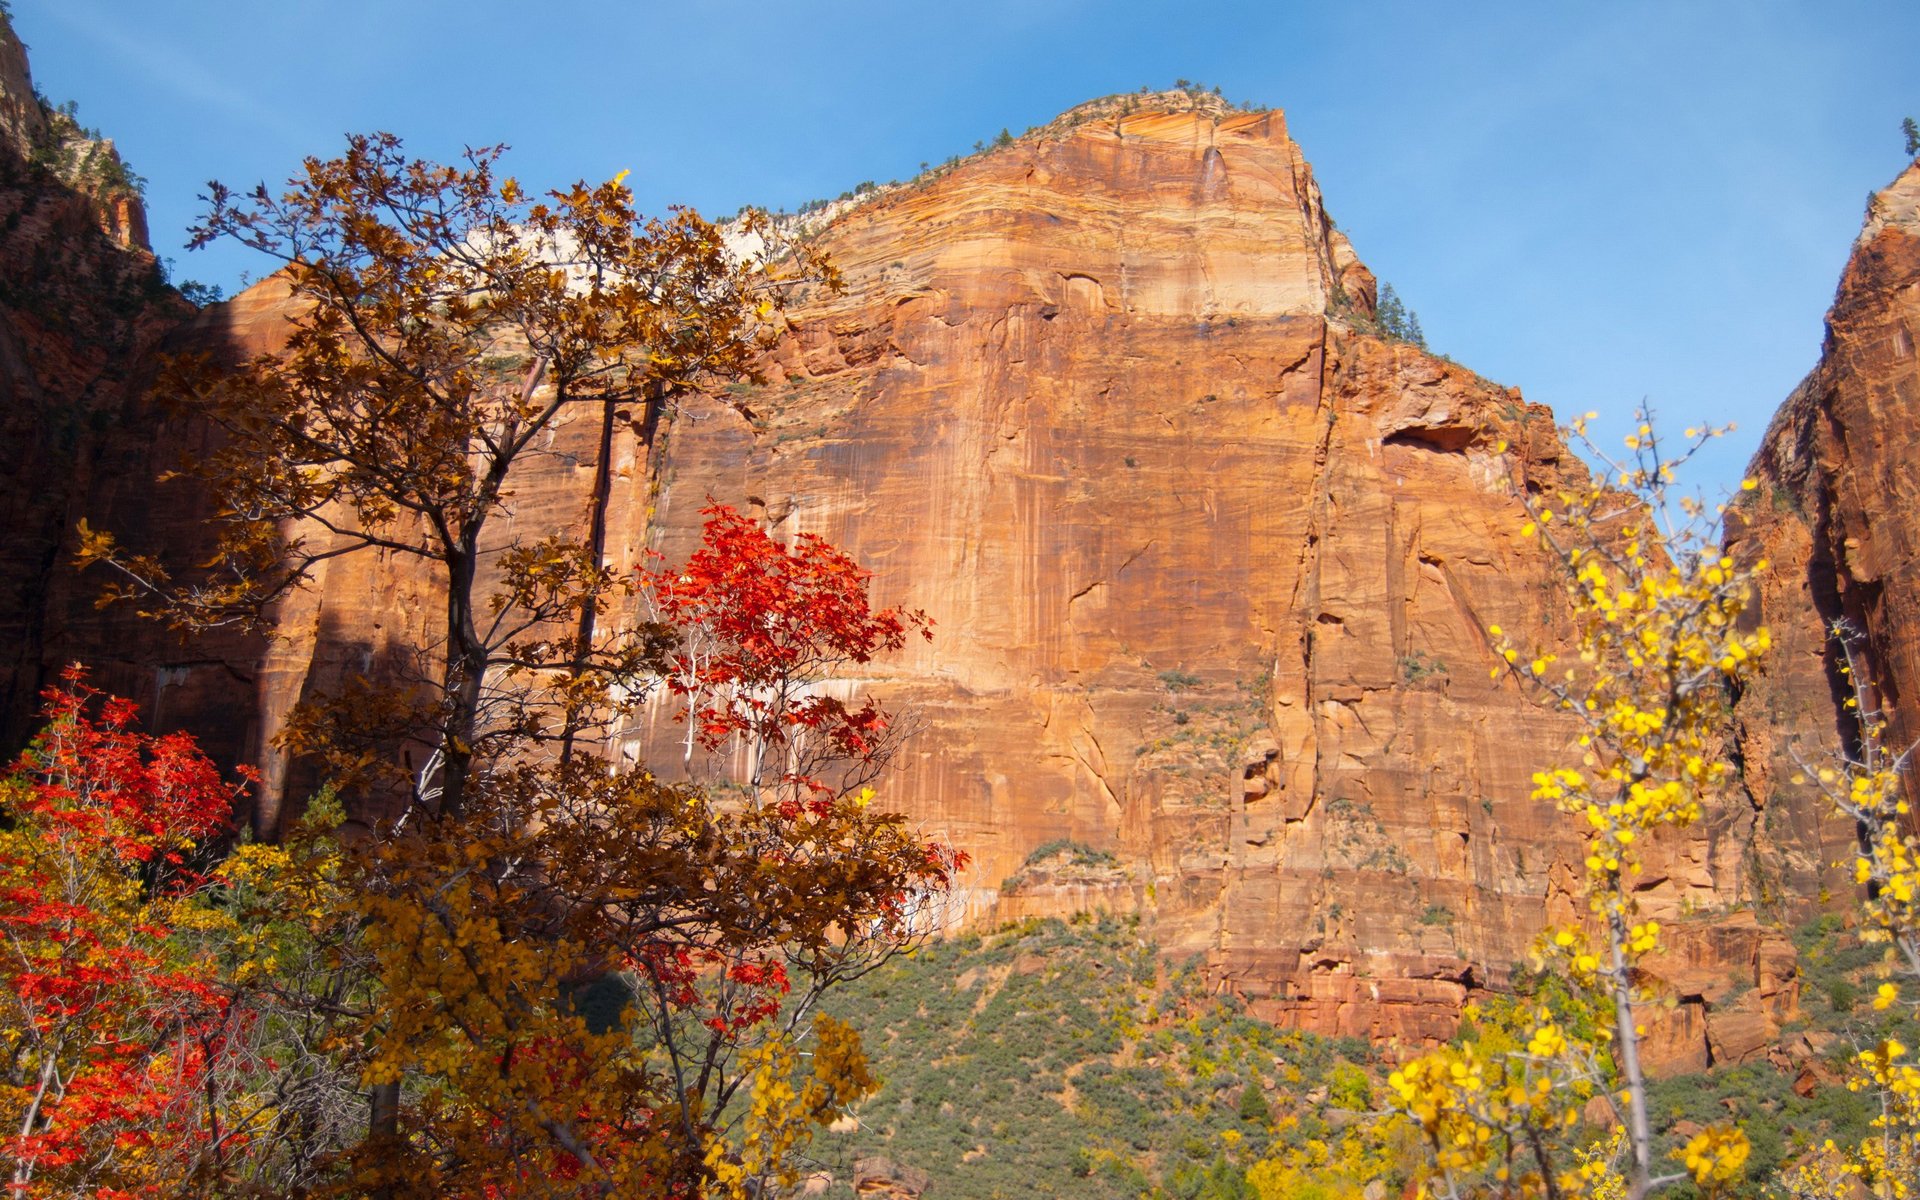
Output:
(623, 96), (1794, 1057)
(0, 47), (1821, 1063)
(1731, 163), (1920, 893)
(0, 18), (189, 750)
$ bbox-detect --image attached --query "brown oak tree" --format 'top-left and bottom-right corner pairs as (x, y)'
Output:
(78, 136), (954, 1198)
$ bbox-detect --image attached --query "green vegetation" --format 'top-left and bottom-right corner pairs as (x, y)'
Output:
(1022, 839), (1119, 869)
(25, 96), (146, 201)
(1621, 914), (1920, 1188)
(814, 918), (1398, 1199)
(1397, 651), (1446, 685)
(1373, 283), (1426, 348)
(1159, 668), (1204, 691)
(999, 841), (1122, 895)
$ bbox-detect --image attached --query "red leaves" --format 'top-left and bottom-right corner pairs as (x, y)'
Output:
(0, 667), (246, 1195)
(639, 504), (930, 772)
(13, 665), (236, 868)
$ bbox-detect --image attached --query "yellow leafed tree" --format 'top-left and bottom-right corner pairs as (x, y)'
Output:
(1386, 412), (1767, 1199)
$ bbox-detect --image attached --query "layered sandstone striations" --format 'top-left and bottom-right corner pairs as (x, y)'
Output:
(625, 97), (1793, 1056)
(1732, 163), (1920, 886)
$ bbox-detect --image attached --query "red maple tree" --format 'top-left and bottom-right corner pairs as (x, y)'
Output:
(0, 668), (248, 1197)
(638, 503), (932, 798)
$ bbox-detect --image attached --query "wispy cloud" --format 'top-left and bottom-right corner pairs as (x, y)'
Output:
(36, 0), (305, 142)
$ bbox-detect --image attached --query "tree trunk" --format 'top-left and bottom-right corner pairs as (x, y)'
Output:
(557, 390), (624, 768)
(368, 1080), (401, 1198)
(1608, 892), (1655, 1200)
(437, 546), (486, 820)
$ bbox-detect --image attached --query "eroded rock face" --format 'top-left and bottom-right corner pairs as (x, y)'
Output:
(1730, 162), (1920, 908)
(622, 100), (1781, 1053)
(8, 76), (1794, 1060)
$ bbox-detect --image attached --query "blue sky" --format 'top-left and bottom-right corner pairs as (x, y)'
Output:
(11, 1), (1919, 493)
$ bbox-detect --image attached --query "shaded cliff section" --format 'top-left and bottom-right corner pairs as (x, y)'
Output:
(1730, 162), (1920, 905)
(0, 19), (284, 825)
(0, 15), (186, 741)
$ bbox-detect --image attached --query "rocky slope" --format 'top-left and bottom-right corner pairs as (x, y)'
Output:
(1731, 162), (1920, 888)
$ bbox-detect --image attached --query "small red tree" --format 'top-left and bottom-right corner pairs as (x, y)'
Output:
(0, 667), (246, 1197)
(638, 503), (931, 797)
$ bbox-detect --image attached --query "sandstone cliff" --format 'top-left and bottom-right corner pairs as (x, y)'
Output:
(623, 96), (1791, 1055)
(5, 71), (1800, 1062)
(1730, 161), (1920, 909)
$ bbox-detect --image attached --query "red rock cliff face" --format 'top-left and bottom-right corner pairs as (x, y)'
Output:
(14, 83), (1797, 1060)
(623, 98), (1790, 1053)
(1730, 162), (1920, 906)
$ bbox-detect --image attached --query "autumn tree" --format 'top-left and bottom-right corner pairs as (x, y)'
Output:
(75, 135), (953, 1196)
(637, 502), (930, 794)
(0, 666), (376, 1197)
(1386, 413), (1768, 1199)
(341, 505), (957, 1197)
(0, 668), (238, 1195)
(1776, 624), (1920, 1198)
(81, 132), (830, 828)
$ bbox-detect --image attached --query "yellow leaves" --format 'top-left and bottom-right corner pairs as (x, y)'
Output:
(1676, 1125), (1750, 1186)
(1625, 920), (1660, 956)
(703, 1032), (843, 1200)
(1440, 413), (1788, 1197)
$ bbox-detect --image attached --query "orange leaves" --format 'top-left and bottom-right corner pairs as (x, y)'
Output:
(343, 744), (951, 1195)
(102, 134), (813, 647)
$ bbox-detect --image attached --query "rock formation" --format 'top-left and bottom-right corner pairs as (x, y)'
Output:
(623, 94), (1793, 1055)
(1731, 162), (1920, 905)
(0, 56), (1805, 1062)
